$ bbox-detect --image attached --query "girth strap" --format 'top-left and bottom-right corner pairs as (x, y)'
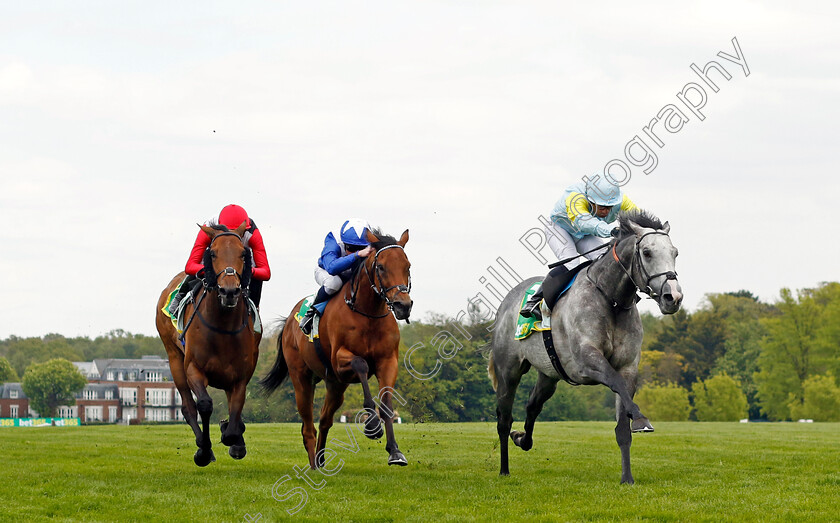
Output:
(313, 337), (335, 379)
(541, 330), (578, 386)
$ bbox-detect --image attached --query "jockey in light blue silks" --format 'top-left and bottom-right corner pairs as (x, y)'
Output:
(299, 218), (374, 335)
(520, 175), (639, 320)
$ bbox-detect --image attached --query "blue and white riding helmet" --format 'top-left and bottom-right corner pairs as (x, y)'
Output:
(340, 218), (370, 246)
(585, 175), (623, 207)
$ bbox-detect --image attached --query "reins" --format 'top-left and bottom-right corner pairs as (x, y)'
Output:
(180, 230), (253, 341)
(345, 244), (411, 320)
(585, 230), (678, 309)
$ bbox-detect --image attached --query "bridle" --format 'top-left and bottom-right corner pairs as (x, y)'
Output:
(202, 231), (251, 295)
(345, 244), (411, 319)
(588, 230), (678, 309)
(180, 231), (251, 341)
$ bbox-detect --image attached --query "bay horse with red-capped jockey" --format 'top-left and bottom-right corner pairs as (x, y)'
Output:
(155, 221), (260, 466)
(261, 228), (412, 468)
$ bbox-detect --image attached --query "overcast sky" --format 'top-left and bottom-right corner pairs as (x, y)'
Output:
(1, 1), (838, 339)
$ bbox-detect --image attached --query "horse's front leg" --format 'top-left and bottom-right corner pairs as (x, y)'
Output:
(511, 371), (557, 452)
(579, 345), (653, 432)
(221, 382), (247, 459)
(166, 353), (203, 446)
(374, 356), (407, 466)
(185, 362), (215, 467)
(335, 349), (384, 441)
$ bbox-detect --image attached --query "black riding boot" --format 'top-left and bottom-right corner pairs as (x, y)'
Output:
(300, 287), (331, 336)
(519, 285), (544, 321)
(169, 274), (198, 315)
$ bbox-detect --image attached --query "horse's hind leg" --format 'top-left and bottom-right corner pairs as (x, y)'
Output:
(315, 380), (348, 467)
(511, 372), (557, 452)
(494, 353), (529, 476)
(289, 368), (319, 469)
(221, 382), (248, 459)
(185, 363), (215, 467)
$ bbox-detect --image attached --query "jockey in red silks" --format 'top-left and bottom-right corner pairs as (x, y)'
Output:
(169, 204), (271, 315)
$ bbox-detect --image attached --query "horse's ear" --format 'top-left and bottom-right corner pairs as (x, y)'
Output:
(234, 221), (248, 238)
(199, 224), (217, 238)
(661, 221), (671, 234)
(627, 220), (647, 238)
(365, 229), (380, 244)
(398, 229), (409, 247)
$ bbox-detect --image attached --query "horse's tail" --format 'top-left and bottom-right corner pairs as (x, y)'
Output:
(487, 351), (498, 392)
(259, 317), (289, 395)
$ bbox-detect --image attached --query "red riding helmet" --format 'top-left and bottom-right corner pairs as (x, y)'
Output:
(218, 204), (250, 230)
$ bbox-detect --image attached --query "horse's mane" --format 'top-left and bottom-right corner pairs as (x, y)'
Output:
(207, 221), (231, 232)
(618, 209), (665, 235)
(369, 228), (399, 250)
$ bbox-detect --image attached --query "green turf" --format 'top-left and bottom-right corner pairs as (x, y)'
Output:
(1, 422), (838, 522)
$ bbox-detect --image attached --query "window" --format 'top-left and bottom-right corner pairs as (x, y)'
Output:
(9, 390), (18, 399)
(10, 405), (18, 418)
(123, 407), (137, 421)
(105, 390), (114, 400)
(119, 388), (137, 405)
(127, 372), (136, 381)
(174, 390), (183, 406)
(58, 406), (75, 418)
(85, 406), (103, 421)
(145, 388), (171, 406)
(145, 371), (162, 382)
(83, 389), (97, 400)
(108, 406), (118, 422)
(117, 372), (124, 381)
(106, 371), (115, 381)
(145, 408), (171, 422)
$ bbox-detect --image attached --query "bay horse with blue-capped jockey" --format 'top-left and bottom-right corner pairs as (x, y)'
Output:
(261, 228), (412, 468)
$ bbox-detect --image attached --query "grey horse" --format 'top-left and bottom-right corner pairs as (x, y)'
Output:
(488, 210), (682, 484)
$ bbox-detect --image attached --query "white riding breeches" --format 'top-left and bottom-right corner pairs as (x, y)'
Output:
(545, 222), (610, 269)
(315, 267), (344, 295)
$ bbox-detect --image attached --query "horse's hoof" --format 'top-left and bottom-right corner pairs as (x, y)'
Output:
(509, 430), (532, 451)
(194, 448), (216, 467)
(621, 477), (635, 485)
(229, 444), (247, 460)
(631, 418), (654, 433)
(388, 452), (408, 466)
(364, 418), (384, 440)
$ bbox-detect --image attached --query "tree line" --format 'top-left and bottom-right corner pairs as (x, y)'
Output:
(2, 283), (840, 422)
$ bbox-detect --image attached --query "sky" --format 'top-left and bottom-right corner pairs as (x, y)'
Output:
(1, 1), (838, 339)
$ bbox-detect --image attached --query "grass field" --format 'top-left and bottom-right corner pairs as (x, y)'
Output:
(1, 421), (839, 522)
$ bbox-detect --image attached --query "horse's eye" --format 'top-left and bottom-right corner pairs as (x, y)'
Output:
(643, 249), (652, 258)
(210, 251), (217, 259)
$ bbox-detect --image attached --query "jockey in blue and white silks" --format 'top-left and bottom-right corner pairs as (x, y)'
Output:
(546, 176), (638, 269)
(520, 176), (638, 321)
(300, 218), (373, 335)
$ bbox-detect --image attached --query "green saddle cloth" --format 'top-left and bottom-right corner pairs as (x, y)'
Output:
(294, 295), (316, 323)
(514, 281), (551, 340)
